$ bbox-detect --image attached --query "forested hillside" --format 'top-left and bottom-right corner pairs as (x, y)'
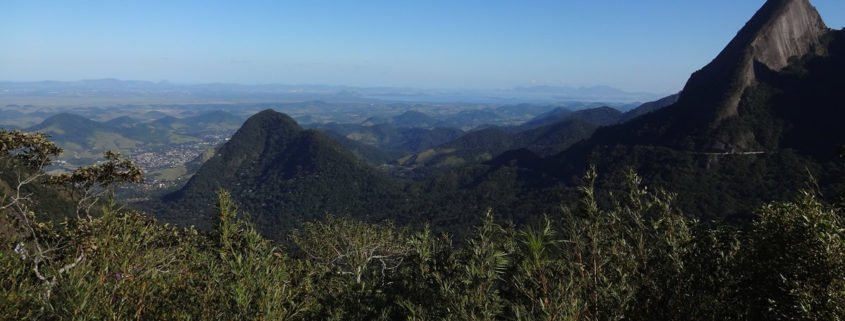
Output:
(160, 110), (405, 238)
(2, 133), (843, 319)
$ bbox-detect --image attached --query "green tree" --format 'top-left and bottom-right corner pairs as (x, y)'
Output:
(50, 151), (143, 217)
(740, 192), (845, 320)
(291, 216), (409, 320)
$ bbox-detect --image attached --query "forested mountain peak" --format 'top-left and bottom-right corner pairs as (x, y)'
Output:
(161, 109), (401, 236)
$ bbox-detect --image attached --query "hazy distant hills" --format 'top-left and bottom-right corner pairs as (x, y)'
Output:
(520, 106), (622, 129)
(395, 122), (593, 169)
(314, 122), (464, 156)
(362, 110), (439, 128)
(313, 104), (627, 167)
(396, 119), (599, 170)
(105, 115), (141, 128)
(359, 107), (573, 131)
(147, 111), (244, 134)
(24, 111), (245, 166)
(618, 93), (680, 123)
(28, 113), (143, 159)
(0, 78), (662, 105)
(396, 106), (620, 169)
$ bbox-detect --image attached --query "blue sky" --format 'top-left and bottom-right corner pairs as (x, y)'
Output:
(1, 1), (844, 94)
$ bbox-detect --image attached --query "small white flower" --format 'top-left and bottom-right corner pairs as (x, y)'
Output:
(14, 242), (28, 260)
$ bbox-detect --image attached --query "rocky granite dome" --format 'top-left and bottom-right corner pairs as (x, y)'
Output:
(571, 0), (835, 153)
(682, 0), (827, 123)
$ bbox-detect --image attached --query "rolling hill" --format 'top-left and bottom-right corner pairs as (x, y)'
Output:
(618, 93), (680, 123)
(396, 106), (620, 169)
(314, 122), (464, 155)
(521, 106), (622, 129)
(28, 113), (142, 160)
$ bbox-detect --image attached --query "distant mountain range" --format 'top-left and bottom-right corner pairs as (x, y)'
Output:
(0, 78), (663, 105)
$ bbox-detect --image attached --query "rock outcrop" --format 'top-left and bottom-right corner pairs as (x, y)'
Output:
(679, 0), (828, 122)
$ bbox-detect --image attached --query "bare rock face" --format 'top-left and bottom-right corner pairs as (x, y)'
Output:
(560, 0), (841, 157)
(679, 0), (828, 121)
(750, 0), (827, 70)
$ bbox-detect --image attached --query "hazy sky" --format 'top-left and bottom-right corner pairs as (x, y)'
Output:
(2, 1), (844, 94)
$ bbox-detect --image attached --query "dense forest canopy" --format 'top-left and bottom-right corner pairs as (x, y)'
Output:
(1, 130), (843, 319)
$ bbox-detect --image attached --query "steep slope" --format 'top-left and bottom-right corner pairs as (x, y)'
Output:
(522, 106), (622, 129)
(532, 0), (845, 219)
(521, 107), (572, 128)
(692, 0), (827, 121)
(161, 109), (403, 238)
(518, 119), (600, 155)
(396, 128), (517, 168)
(618, 93), (679, 123)
(588, 0), (829, 152)
(323, 131), (404, 165)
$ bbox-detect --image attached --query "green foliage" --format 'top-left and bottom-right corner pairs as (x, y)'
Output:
(0, 130), (63, 170)
(51, 151), (144, 217)
(292, 217), (408, 286)
(740, 192), (845, 320)
(3, 168), (845, 320)
(211, 191), (313, 320)
(510, 216), (579, 321)
(51, 151), (143, 190)
(290, 217), (410, 320)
